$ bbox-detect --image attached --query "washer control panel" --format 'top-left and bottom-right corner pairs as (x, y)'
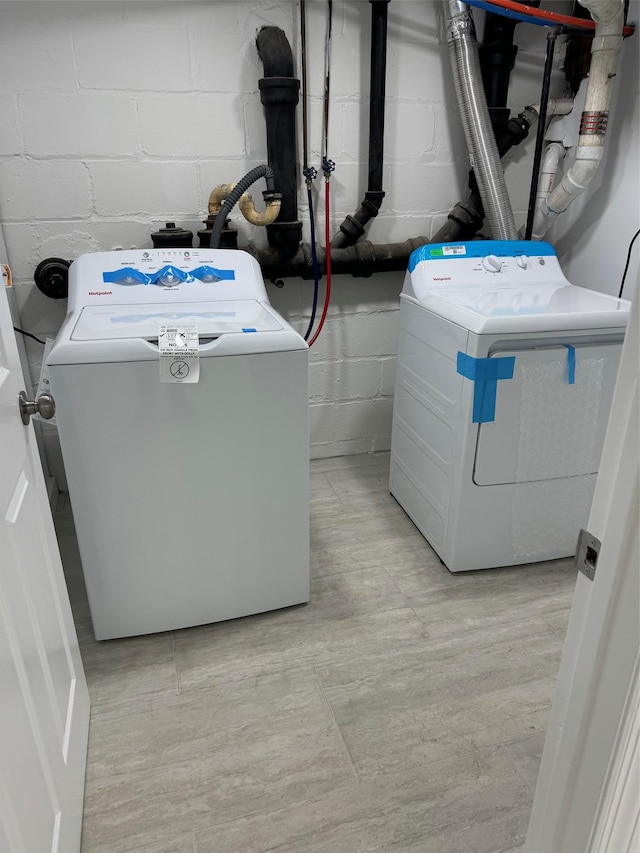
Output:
(67, 249), (268, 310)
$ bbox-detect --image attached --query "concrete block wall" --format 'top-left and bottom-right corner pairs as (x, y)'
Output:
(2, 0), (633, 470)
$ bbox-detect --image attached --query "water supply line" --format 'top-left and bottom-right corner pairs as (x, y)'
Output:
(444, 0), (518, 240)
(308, 0), (336, 348)
(300, 0), (321, 341)
(531, 0), (625, 239)
(467, 0), (634, 35)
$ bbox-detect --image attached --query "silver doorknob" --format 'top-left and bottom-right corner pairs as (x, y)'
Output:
(19, 391), (56, 425)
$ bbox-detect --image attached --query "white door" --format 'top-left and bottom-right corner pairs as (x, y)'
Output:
(0, 282), (89, 853)
(524, 289), (639, 851)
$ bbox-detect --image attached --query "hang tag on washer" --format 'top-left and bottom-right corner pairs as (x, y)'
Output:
(158, 325), (200, 383)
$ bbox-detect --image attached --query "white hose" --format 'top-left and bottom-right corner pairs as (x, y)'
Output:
(535, 0), (624, 237)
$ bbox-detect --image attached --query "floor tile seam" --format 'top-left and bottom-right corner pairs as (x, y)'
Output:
(338, 740), (533, 800)
(309, 471), (344, 502)
(540, 617), (570, 640)
(319, 700), (555, 746)
(88, 684), (184, 718)
(84, 700), (351, 779)
(319, 694), (557, 736)
(311, 625), (560, 681)
(189, 782), (362, 849)
(410, 608), (572, 640)
(407, 573), (577, 595)
(310, 451), (389, 469)
(88, 698), (158, 722)
(502, 736), (546, 790)
(312, 661), (361, 783)
(80, 829), (197, 853)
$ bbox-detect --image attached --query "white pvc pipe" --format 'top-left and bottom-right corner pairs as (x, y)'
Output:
(529, 98), (575, 120)
(535, 0), (624, 237)
(530, 142), (566, 240)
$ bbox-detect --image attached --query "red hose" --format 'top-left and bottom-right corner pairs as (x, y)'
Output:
(307, 179), (332, 348)
(483, 0), (634, 35)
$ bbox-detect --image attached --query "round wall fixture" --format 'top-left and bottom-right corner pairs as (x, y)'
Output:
(34, 258), (71, 299)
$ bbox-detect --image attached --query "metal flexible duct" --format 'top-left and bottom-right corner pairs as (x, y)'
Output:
(444, 0), (518, 240)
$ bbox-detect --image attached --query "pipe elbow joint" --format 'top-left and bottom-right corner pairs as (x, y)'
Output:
(238, 192), (282, 227)
(208, 183), (236, 215)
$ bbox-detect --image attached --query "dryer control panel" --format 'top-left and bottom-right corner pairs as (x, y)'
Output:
(406, 240), (565, 293)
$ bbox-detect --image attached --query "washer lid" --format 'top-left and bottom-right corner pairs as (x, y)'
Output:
(70, 299), (282, 341)
(403, 283), (630, 334)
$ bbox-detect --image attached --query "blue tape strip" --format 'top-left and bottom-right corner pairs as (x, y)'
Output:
(242, 328), (257, 333)
(457, 353), (516, 423)
(564, 344), (576, 384)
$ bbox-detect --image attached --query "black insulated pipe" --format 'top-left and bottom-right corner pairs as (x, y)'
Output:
(251, 235), (430, 281)
(256, 27), (302, 253)
(479, 12), (518, 139)
(332, 0), (390, 248)
(479, 1), (540, 139)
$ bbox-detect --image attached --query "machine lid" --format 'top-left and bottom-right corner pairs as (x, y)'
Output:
(404, 283), (630, 334)
(70, 299), (283, 341)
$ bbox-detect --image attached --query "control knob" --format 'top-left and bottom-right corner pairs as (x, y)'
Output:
(481, 254), (503, 273)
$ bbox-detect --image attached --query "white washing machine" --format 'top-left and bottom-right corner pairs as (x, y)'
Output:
(389, 240), (630, 572)
(48, 248), (309, 639)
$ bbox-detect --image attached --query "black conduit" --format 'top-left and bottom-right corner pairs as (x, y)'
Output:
(332, 0), (390, 248)
(524, 27), (559, 241)
(256, 27), (303, 253)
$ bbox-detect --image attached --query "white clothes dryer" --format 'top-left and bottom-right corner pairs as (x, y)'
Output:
(389, 240), (630, 572)
(49, 249), (309, 639)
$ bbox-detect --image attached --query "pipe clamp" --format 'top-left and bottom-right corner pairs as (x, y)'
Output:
(580, 110), (609, 135)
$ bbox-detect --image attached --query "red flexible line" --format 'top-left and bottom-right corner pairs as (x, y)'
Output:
(307, 179), (332, 348)
(484, 0), (634, 35)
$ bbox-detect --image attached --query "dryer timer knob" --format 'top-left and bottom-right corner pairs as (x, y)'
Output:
(481, 254), (503, 273)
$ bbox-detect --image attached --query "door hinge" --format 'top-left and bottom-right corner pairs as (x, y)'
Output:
(575, 528), (601, 581)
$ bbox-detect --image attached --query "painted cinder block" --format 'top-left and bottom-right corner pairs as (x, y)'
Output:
(19, 93), (139, 158)
(0, 4), (76, 92)
(90, 161), (200, 217)
(310, 359), (380, 402)
(0, 159), (92, 221)
(137, 93), (245, 157)
(334, 397), (395, 442)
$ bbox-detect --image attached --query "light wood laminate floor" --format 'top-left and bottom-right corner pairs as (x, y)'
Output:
(55, 452), (576, 853)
